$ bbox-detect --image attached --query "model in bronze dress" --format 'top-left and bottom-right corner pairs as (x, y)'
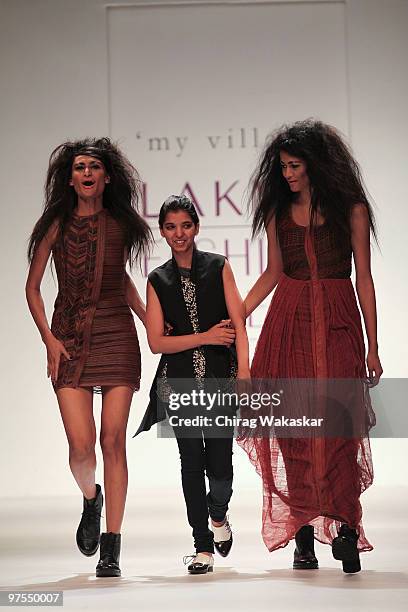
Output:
(26, 138), (151, 577)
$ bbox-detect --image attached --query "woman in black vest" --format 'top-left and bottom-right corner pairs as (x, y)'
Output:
(137, 195), (250, 574)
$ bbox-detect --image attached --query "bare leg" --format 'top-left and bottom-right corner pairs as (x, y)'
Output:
(56, 387), (96, 499)
(100, 385), (133, 533)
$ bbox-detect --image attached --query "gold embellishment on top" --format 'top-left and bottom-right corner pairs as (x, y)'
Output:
(181, 276), (206, 381)
(157, 274), (205, 402)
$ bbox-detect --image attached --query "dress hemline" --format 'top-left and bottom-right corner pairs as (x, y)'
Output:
(54, 380), (140, 394)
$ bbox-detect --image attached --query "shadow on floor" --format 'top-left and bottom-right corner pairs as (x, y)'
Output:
(5, 567), (408, 592)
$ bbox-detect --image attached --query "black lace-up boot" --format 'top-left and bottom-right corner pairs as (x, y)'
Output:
(332, 524), (361, 574)
(293, 525), (319, 569)
(76, 484), (103, 556)
(96, 532), (121, 577)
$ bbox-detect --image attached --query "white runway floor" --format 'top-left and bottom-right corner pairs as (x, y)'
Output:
(1, 486), (407, 612)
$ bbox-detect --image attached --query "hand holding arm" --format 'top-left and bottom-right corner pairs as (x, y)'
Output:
(145, 282), (235, 354)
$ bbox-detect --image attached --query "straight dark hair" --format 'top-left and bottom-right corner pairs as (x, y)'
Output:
(158, 195), (199, 228)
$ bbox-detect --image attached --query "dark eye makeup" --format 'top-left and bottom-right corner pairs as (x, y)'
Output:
(73, 162), (102, 171)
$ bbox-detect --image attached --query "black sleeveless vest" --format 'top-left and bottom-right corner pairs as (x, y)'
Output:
(134, 248), (236, 435)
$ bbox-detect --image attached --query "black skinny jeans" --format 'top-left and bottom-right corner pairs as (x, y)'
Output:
(175, 431), (233, 553)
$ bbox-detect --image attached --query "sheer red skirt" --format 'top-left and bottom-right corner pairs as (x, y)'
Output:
(237, 269), (374, 553)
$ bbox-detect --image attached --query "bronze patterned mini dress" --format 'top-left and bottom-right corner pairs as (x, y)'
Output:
(51, 208), (141, 392)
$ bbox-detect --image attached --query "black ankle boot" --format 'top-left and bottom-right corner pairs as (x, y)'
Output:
(332, 524), (361, 574)
(76, 484), (103, 556)
(96, 532), (121, 577)
(293, 525), (318, 569)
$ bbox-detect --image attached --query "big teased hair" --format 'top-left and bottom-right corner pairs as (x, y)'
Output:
(28, 137), (152, 265)
(250, 119), (377, 242)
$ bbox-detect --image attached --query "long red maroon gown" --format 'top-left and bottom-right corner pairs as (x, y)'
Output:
(238, 213), (374, 552)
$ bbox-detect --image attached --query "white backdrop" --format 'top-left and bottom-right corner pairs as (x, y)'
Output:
(107, 0), (349, 350)
(1, 0), (407, 498)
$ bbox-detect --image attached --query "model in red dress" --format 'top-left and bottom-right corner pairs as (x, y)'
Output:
(26, 138), (151, 577)
(238, 120), (382, 573)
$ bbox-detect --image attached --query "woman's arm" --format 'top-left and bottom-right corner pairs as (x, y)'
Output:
(244, 216), (283, 317)
(125, 272), (146, 325)
(25, 223), (70, 382)
(146, 281), (235, 354)
(351, 203), (383, 384)
(222, 259), (250, 378)
(25, 224), (57, 342)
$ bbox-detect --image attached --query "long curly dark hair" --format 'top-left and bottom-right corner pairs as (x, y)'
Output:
(250, 119), (377, 242)
(28, 137), (152, 265)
